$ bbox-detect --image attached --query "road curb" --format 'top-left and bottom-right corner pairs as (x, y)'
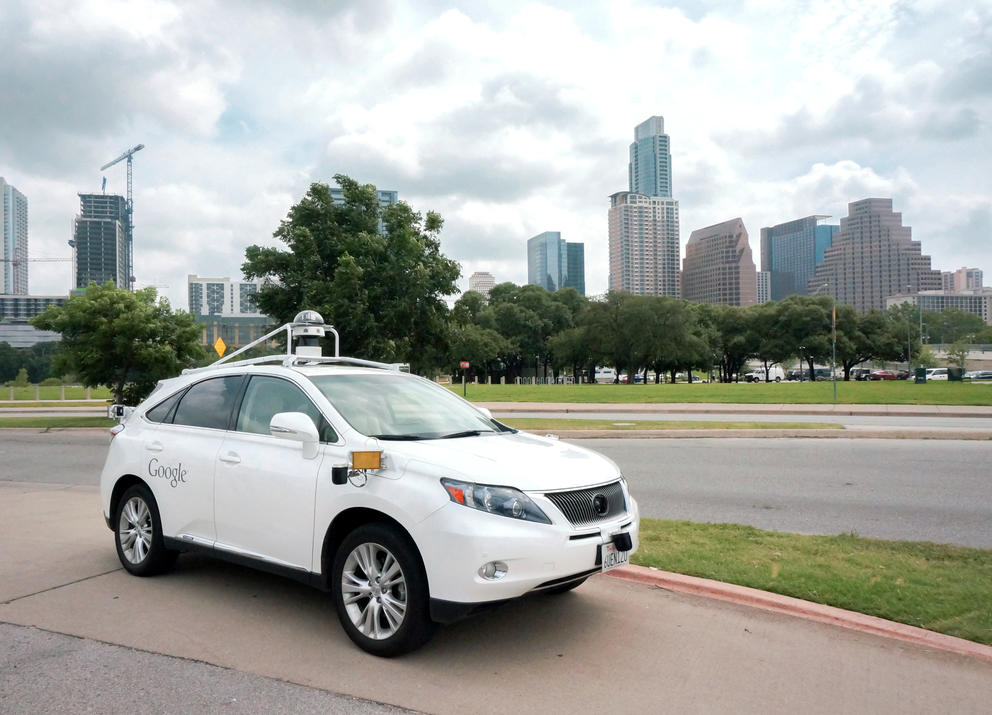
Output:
(606, 564), (992, 664)
(480, 402), (992, 419)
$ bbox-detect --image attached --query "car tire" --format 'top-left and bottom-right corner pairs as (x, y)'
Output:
(332, 523), (436, 657)
(775, 377), (781, 382)
(542, 576), (589, 595)
(114, 484), (177, 576)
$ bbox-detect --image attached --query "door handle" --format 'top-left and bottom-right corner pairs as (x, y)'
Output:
(219, 452), (241, 465)
(145, 441), (164, 453)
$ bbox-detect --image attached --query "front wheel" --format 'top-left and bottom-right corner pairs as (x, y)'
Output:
(114, 484), (176, 576)
(332, 523), (436, 657)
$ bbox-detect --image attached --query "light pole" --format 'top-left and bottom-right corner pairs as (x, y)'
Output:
(798, 345), (805, 382)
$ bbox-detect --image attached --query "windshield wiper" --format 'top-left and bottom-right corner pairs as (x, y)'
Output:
(438, 429), (498, 439)
(371, 434), (425, 441)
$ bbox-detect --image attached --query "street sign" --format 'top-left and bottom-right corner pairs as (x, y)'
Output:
(214, 337), (227, 357)
(459, 361), (470, 369)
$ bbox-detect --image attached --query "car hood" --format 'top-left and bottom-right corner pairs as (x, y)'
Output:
(378, 432), (621, 492)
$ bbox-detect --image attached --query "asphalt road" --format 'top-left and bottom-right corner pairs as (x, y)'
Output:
(2, 431), (990, 546)
(513, 410), (992, 430)
(575, 438), (992, 548)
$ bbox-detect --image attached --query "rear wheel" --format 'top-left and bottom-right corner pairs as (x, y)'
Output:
(332, 523), (435, 657)
(114, 484), (176, 576)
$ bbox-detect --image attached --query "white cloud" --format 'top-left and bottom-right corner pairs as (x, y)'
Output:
(1, 0), (989, 307)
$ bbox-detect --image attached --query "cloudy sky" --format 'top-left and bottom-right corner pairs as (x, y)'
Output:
(2, 0), (990, 308)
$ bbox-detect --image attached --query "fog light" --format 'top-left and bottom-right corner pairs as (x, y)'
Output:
(479, 561), (508, 580)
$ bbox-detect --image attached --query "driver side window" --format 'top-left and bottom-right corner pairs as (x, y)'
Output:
(236, 376), (337, 443)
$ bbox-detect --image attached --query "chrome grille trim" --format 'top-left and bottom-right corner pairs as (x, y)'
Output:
(544, 480), (627, 527)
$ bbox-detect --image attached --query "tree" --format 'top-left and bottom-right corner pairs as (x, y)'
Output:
(947, 340), (969, 370)
(6, 367), (29, 387)
(834, 308), (902, 379)
(242, 176), (460, 373)
(923, 308), (984, 344)
(31, 282), (204, 404)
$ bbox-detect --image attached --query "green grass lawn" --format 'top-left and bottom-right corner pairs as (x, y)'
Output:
(453, 381), (992, 406)
(1, 386), (111, 401)
(0, 416), (116, 428)
(503, 418), (843, 431)
(633, 519), (992, 645)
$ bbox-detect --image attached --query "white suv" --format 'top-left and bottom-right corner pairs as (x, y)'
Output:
(100, 313), (639, 656)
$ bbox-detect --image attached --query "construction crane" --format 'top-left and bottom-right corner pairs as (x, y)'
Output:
(100, 143), (144, 291)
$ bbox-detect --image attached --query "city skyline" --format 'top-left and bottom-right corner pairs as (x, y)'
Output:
(2, 2), (990, 308)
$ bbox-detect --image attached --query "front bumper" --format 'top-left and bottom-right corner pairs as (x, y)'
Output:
(412, 493), (639, 605)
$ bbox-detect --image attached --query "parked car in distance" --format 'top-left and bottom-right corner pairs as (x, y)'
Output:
(745, 366), (784, 382)
(927, 367), (949, 381)
(894, 370), (910, 380)
(870, 370), (897, 380)
(849, 367), (872, 381)
(594, 367), (617, 384)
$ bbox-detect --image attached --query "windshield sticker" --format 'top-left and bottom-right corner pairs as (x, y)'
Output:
(148, 458), (188, 488)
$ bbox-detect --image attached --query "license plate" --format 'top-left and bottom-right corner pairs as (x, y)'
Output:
(600, 541), (629, 573)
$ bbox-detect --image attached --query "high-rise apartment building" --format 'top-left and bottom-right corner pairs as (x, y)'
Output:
(760, 216), (839, 300)
(527, 232), (585, 295)
(942, 267), (984, 292)
(628, 116), (672, 198)
(608, 192), (680, 296)
(1, 177), (29, 295)
(468, 271), (496, 299)
(682, 218), (757, 306)
(72, 194), (128, 290)
(809, 198), (941, 312)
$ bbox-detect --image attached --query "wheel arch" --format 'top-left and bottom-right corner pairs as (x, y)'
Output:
(109, 474), (151, 526)
(319, 507), (425, 590)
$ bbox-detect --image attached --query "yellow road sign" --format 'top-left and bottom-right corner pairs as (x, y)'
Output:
(214, 337), (227, 357)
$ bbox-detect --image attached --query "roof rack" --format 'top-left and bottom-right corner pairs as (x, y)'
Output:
(182, 311), (403, 375)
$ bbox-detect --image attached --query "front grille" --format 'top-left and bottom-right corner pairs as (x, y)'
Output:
(544, 480), (627, 527)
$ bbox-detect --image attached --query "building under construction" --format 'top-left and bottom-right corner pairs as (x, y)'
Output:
(71, 194), (129, 290)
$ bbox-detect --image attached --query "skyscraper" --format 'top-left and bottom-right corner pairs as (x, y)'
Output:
(628, 116), (672, 198)
(759, 216), (839, 300)
(527, 232), (585, 295)
(1, 177), (29, 295)
(72, 194), (128, 290)
(809, 198), (941, 312)
(467, 271), (496, 299)
(682, 218), (757, 306)
(565, 243), (586, 296)
(608, 192), (680, 296)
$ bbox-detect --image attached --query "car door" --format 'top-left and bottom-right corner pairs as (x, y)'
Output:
(143, 375), (245, 544)
(213, 374), (344, 571)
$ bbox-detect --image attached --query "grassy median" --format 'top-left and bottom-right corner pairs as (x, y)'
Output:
(0, 417), (116, 428)
(503, 418), (843, 431)
(633, 519), (992, 645)
(457, 381), (992, 405)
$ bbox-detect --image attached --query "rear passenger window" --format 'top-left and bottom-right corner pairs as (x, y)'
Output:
(172, 376), (244, 430)
(145, 390), (183, 423)
(236, 375), (337, 443)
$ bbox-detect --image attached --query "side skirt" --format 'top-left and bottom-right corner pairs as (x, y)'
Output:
(162, 537), (328, 591)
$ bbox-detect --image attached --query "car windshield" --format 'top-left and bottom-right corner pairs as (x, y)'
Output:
(307, 373), (513, 440)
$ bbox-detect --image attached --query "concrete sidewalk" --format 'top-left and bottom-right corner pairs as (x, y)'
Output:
(2, 482), (990, 713)
(478, 401), (992, 418)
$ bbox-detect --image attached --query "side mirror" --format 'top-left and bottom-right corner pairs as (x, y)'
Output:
(270, 412), (320, 460)
(477, 406), (493, 419)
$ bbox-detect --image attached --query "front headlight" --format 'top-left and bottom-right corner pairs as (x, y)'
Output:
(441, 478), (551, 524)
